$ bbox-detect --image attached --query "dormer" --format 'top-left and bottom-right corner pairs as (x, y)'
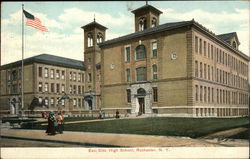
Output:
(131, 4), (162, 32)
(217, 32), (240, 50)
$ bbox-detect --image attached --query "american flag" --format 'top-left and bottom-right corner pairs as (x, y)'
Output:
(23, 9), (48, 32)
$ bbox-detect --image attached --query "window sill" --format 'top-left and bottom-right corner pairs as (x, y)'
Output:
(135, 59), (146, 62)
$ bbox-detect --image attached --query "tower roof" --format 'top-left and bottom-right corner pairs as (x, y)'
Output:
(131, 4), (163, 15)
(81, 20), (107, 30)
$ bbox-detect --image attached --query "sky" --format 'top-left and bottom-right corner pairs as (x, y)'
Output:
(1, 1), (249, 65)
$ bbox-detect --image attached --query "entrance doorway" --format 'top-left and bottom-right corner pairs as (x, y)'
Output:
(138, 97), (145, 115)
(87, 100), (93, 110)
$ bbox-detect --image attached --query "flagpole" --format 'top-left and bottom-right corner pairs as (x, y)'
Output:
(21, 4), (24, 117)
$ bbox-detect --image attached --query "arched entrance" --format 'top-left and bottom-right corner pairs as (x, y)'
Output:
(137, 88), (146, 115)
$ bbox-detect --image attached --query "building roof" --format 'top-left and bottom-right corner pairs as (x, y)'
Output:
(131, 4), (163, 15)
(81, 20), (107, 30)
(0, 54), (85, 70)
(99, 21), (192, 47)
(99, 20), (249, 61)
(217, 32), (240, 44)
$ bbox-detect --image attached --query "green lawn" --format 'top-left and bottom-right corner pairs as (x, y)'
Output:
(228, 130), (250, 139)
(19, 117), (249, 138)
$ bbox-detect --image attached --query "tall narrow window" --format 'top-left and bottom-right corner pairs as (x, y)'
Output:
(204, 41), (206, 57)
(73, 85), (76, 94)
(56, 70), (60, 79)
(78, 73), (81, 82)
(126, 69), (131, 82)
(44, 68), (48, 78)
(136, 45), (146, 60)
(38, 67), (42, 77)
(50, 69), (54, 79)
(152, 64), (158, 80)
(45, 97), (48, 106)
(38, 82), (43, 92)
(151, 17), (157, 27)
(136, 67), (146, 81)
(208, 65), (210, 80)
(199, 39), (202, 55)
(50, 98), (54, 107)
(153, 87), (158, 102)
(208, 87), (210, 103)
(200, 62), (203, 78)
(152, 41), (157, 58)
(87, 33), (93, 47)
(204, 86), (207, 102)
(70, 72), (72, 80)
(69, 85), (72, 94)
(126, 89), (131, 103)
(125, 46), (130, 62)
(88, 73), (92, 82)
(97, 33), (103, 44)
(78, 86), (81, 94)
(208, 43), (210, 58)
(195, 85), (199, 101)
(200, 86), (203, 102)
(61, 71), (65, 80)
(44, 83), (48, 92)
(195, 61), (198, 77)
(73, 72), (76, 81)
(51, 83), (54, 93)
(56, 84), (60, 93)
(139, 17), (146, 31)
(204, 64), (207, 79)
(62, 84), (65, 93)
(211, 45), (214, 59)
(195, 36), (198, 53)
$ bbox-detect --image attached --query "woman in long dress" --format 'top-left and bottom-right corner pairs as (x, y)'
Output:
(46, 112), (56, 135)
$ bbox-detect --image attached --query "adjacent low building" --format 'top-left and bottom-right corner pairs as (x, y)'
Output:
(0, 54), (85, 115)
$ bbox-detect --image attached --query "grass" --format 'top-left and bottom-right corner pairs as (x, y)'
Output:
(227, 130), (250, 140)
(19, 117), (249, 138)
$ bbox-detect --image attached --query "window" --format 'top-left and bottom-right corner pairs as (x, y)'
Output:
(69, 85), (72, 94)
(11, 84), (18, 94)
(136, 67), (146, 81)
(151, 17), (157, 27)
(73, 98), (76, 106)
(56, 84), (60, 93)
(70, 72), (72, 81)
(199, 39), (202, 54)
(61, 99), (65, 106)
(208, 65), (210, 80)
(204, 41), (206, 57)
(97, 33), (103, 44)
(56, 70), (60, 79)
(208, 43), (210, 58)
(152, 64), (157, 80)
(73, 72), (76, 81)
(195, 36), (198, 53)
(153, 87), (158, 102)
(200, 62), (203, 78)
(61, 71), (65, 80)
(204, 64), (207, 79)
(152, 41), (157, 58)
(78, 86), (81, 94)
(211, 45), (214, 59)
(87, 33), (93, 47)
(200, 86), (203, 102)
(45, 97), (48, 106)
(50, 98), (54, 107)
(208, 87), (210, 103)
(232, 41), (236, 49)
(136, 45), (146, 60)
(50, 69), (54, 79)
(51, 83), (55, 93)
(195, 61), (198, 77)
(82, 73), (85, 82)
(204, 87), (207, 102)
(212, 88), (214, 103)
(195, 85), (199, 101)
(38, 82), (43, 92)
(125, 46), (130, 62)
(62, 84), (65, 93)
(78, 73), (81, 82)
(126, 69), (131, 82)
(56, 98), (59, 106)
(11, 70), (17, 81)
(38, 67), (42, 77)
(44, 68), (48, 78)
(88, 73), (92, 82)
(73, 85), (76, 94)
(126, 89), (131, 103)
(139, 17), (146, 31)
(78, 98), (81, 107)
(44, 83), (48, 92)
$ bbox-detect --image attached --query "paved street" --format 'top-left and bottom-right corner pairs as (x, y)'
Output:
(1, 128), (249, 147)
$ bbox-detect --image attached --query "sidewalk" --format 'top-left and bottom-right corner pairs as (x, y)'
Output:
(1, 128), (249, 147)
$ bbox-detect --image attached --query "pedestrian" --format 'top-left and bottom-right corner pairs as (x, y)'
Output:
(115, 109), (120, 119)
(57, 112), (64, 134)
(46, 112), (56, 135)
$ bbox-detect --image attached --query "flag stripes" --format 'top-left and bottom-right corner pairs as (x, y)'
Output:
(26, 17), (48, 32)
(23, 9), (48, 32)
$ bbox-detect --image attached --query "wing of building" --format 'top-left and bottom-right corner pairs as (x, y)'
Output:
(1, 4), (249, 118)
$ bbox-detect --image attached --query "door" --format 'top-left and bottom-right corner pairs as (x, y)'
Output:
(138, 97), (145, 115)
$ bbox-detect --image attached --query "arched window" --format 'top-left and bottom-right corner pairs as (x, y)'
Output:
(136, 45), (146, 60)
(139, 17), (146, 31)
(232, 41), (237, 49)
(137, 88), (146, 96)
(87, 33), (93, 47)
(151, 17), (157, 27)
(97, 33), (103, 44)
